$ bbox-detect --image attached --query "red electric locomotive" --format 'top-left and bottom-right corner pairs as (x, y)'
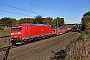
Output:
(10, 23), (52, 45)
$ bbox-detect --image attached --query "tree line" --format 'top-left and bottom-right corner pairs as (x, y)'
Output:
(0, 15), (64, 28)
(0, 10), (90, 31)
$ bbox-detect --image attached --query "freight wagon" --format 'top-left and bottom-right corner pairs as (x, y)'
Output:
(10, 23), (53, 45)
(52, 26), (67, 35)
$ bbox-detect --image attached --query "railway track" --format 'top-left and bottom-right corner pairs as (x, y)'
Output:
(0, 31), (69, 52)
(0, 31), (68, 52)
(0, 46), (16, 52)
(0, 36), (10, 38)
(0, 32), (79, 60)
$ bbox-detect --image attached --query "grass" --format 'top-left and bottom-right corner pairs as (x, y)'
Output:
(0, 27), (10, 36)
(50, 31), (90, 60)
(0, 38), (12, 48)
(0, 27), (11, 48)
(65, 31), (90, 60)
(49, 32), (79, 60)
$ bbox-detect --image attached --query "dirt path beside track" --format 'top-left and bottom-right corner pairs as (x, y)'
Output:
(0, 32), (79, 60)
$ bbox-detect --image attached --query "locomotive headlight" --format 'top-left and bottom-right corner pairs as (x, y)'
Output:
(11, 33), (14, 35)
(18, 32), (21, 34)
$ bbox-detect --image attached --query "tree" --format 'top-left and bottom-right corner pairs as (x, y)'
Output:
(43, 17), (55, 28)
(34, 15), (43, 24)
(43, 17), (53, 24)
(0, 17), (17, 27)
(0, 17), (11, 27)
(83, 11), (90, 16)
(17, 18), (34, 24)
(10, 18), (17, 25)
(82, 11), (90, 30)
(18, 18), (26, 24)
(26, 18), (34, 23)
(54, 17), (64, 27)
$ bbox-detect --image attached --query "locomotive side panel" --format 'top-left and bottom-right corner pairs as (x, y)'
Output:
(30, 26), (44, 37)
(30, 25), (52, 37)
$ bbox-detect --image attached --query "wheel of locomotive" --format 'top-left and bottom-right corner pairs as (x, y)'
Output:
(28, 38), (31, 42)
(12, 42), (16, 46)
(24, 39), (29, 44)
(33, 38), (37, 41)
(46, 35), (48, 39)
(48, 35), (52, 38)
(40, 37), (43, 40)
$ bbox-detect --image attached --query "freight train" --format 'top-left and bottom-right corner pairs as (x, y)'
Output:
(9, 23), (67, 45)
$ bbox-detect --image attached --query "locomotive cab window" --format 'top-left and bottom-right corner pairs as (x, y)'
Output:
(26, 26), (28, 30)
(12, 26), (22, 30)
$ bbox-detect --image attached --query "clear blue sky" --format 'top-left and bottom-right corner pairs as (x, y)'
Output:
(0, 0), (90, 24)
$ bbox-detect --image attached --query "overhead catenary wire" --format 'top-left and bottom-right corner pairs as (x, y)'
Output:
(0, 1), (47, 16)
(24, 0), (53, 13)
(0, 9), (33, 17)
(24, 0), (81, 24)
(24, 0), (60, 16)
(0, 0), (80, 24)
(0, 0), (63, 18)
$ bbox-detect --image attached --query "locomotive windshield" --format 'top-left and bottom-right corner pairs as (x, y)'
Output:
(12, 26), (22, 30)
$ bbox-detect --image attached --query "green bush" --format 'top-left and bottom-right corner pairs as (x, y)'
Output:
(75, 33), (84, 42)
(50, 50), (66, 60)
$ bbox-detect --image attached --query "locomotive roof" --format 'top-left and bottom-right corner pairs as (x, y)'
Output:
(12, 23), (50, 26)
(30, 24), (50, 26)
